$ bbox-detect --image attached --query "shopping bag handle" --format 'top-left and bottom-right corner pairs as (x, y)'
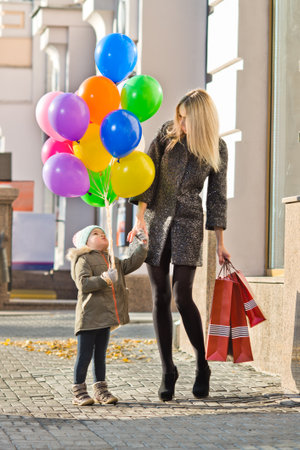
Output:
(217, 259), (234, 279)
(224, 258), (238, 272)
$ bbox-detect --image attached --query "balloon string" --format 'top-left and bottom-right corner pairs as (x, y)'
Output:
(88, 190), (105, 200)
(89, 170), (105, 199)
(89, 160), (116, 271)
(89, 170), (99, 193)
(107, 159), (113, 186)
(100, 158), (113, 195)
(98, 167), (109, 194)
(105, 197), (115, 269)
(103, 160), (115, 269)
(104, 166), (110, 192)
(67, 143), (74, 155)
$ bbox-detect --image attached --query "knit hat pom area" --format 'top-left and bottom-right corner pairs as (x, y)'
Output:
(72, 225), (105, 249)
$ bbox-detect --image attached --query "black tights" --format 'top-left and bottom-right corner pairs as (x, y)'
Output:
(74, 328), (110, 384)
(147, 235), (207, 374)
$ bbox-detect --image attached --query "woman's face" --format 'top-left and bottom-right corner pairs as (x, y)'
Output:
(87, 228), (108, 251)
(178, 104), (187, 134)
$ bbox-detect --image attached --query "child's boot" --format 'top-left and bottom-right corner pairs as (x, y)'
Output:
(72, 382), (94, 406)
(93, 381), (118, 404)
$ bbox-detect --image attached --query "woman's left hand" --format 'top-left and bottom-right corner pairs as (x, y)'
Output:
(217, 245), (231, 265)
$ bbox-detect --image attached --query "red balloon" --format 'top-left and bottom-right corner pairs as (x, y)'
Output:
(41, 138), (73, 164)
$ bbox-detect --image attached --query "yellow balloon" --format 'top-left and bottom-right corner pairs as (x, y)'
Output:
(73, 123), (112, 171)
(111, 151), (155, 198)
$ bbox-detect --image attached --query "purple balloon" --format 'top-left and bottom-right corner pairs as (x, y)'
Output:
(42, 153), (90, 197)
(48, 93), (90, 141)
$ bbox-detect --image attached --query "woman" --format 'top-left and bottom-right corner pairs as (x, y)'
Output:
(128, 89), (230, 401)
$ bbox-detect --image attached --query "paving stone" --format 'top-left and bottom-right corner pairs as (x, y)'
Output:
(0, 312), (299, 449)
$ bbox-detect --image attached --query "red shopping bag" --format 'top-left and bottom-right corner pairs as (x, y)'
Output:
(206, 277), (233, 361)
(230, 282), (253, 363)
(207, 261), (254, 364)
(228, 264), (266, 327)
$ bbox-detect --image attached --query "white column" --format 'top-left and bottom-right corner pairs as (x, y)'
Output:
(82, 0), (115, 42)
(40, 27), (68, 91)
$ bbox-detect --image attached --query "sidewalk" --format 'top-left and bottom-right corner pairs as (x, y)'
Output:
(0, 311), (299, 449)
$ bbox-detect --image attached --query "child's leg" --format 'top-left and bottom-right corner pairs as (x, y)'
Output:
(92, 327), (110, 382)
(72, 330), (96, 406)
(92, 327), (118, 404)
(74, 330), (96, 384)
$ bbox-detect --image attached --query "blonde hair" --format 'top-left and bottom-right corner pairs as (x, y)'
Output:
(166, 89), (220, 171)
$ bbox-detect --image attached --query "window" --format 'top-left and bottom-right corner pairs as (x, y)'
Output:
(269, 0), (300, 269)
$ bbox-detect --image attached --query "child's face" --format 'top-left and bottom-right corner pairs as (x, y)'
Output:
(86, 228), (109, 251)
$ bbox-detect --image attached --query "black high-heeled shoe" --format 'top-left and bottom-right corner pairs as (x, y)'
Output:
(158, 366), (179, 401)
(192, 365), (211, 398)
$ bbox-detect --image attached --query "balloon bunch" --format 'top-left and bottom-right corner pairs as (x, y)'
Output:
(36, 33), (163, 266)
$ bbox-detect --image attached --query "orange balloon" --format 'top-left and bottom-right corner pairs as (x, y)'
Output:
(78, 76), (120, 125)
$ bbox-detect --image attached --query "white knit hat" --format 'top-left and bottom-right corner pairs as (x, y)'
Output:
(72, 225), (105, 249)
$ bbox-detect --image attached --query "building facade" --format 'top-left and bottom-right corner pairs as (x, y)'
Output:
(0, 0), (299, 277)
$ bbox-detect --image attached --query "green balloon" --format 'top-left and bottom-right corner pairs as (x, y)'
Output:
(81, 166), (117, 207)
(120, 75), (163, 122)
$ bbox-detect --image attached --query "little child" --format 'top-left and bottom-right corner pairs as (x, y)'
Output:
(66, 225), (148, 406)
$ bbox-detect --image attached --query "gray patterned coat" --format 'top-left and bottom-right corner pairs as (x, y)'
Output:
(130, 122), (228, 267)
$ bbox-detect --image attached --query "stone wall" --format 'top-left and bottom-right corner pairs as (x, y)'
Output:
(178, 197), (300, 394)
(247, 279), (285, 376)
(10, 269), (177, 312)
(247, 197), (300, 393)
(280, 196), (300, 392)
(0, 186), (19, 308)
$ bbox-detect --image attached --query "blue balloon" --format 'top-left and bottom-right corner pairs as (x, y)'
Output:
(100, 110), (142, 158)
(95, 33), (138, 83)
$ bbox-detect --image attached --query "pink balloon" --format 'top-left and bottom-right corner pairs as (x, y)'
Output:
(35, 92), (65, 141)
(41, 138), (73, 164)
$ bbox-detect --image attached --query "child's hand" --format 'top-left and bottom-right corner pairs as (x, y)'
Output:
(101, 268), (118, 285)
(136, 229), (149, 248)
(107, 268), (118, 283)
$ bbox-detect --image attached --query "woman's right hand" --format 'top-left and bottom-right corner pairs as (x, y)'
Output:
(127, 216), (148, 243)
(127, 202), (148, 243)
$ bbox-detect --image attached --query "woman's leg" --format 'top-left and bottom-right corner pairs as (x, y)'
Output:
(172, 265), (207, 370)
(92, 327), (110, 382)
(146, 236), (174, 374)
(74, 330), (96, 384)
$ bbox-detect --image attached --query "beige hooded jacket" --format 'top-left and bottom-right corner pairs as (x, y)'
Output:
(66, 243), (147, 335)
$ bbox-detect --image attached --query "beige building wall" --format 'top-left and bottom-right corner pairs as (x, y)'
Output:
(139, 0), (207, 147)
(207, 0), (270, 277)
(32, 2), (98, 268)
(0, 1), (46, 213)
(0, 38), (32, 67)
(0, 0), (271, 278)
(0, 1), (96, 217)
(228, 0), (270, 276)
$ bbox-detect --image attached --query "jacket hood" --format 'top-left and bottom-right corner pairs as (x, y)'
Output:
(66, 245), (94, 260)
(66, 246), (108, 280)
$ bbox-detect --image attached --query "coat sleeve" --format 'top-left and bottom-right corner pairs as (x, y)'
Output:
(74, 256), (108, 293)
(120, 243), (147, 276)
(205, 138), (228, 231)
(129, 123), (168, 208)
